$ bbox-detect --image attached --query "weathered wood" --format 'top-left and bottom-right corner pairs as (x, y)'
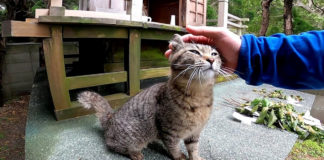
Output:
(36, 9), (131, 20)
(55, 93), (130, 120)
(66, 71), (127, 90)
(49, 0), (62, 7)
(217, 0), (228, 27)
(63, 26), (128, 38)
(35, 9), (49, 18)
(227, 21), (248, 29)
(49, 7), (65, 16)
(145, 22), (186, 32)
(25, 18), (39, 23)
(2, 21), (50, 37)
(141, 29), (177, 40)
(228, 13), (249, 22)
(128, 29), (141, 96)
(43, 26), (71, 110)
(140, 67), (170, 80)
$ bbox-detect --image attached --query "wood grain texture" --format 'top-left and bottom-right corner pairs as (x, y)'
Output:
(141, 29), (181, 40)
(49, 7), (65, 16)
(128, 29), (141, 96)
(43, 26), (71, 110)
(63, 26), (128, 38)
(140, 67), (170, 79)
(50, 0), (62, 7)
(2, 21), (50, 37)
(66, 71), (127, 90)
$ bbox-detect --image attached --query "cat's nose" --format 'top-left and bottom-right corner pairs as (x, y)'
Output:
(207, 58), (214, 64)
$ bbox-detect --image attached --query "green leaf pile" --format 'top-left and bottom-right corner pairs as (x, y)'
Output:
(235, 93), (323, 144)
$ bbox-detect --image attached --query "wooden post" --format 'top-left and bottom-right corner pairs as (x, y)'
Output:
(49, 0), (63, 7)
(43, 26), (71, 110)
(238, 20), (242, 36)
(130, 0), (143, 21)
(217, 0), (228, 28)
(128, 29), (141, 96)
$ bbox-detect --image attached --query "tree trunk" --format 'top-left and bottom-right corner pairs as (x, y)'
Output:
(4, 0), (29, 20)
(259, 0), (273, 36)
(284, 0), (293, 35)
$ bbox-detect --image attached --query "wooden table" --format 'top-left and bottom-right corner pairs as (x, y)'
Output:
(3, 15), (186, 120)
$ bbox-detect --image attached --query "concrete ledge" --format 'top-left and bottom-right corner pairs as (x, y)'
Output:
(26, 70), (316, 160)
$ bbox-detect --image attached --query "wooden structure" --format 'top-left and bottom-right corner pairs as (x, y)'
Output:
(207, 0), (249, 36)
(2, 0), (209, 120)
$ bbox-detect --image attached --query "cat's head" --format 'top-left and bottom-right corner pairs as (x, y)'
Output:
(169, 34), (222, 81)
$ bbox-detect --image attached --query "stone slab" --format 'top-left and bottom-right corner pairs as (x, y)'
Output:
(26, 71), (316, 160)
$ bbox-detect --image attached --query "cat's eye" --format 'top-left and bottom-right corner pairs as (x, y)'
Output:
(211, 52), (219, 56)
(189, 50), (201, 56)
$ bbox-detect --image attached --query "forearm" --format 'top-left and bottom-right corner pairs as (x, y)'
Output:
(236, 30), (324, 89)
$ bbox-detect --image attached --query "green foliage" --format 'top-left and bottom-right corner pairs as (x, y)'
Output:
(207, 1), (217, 26)
(290, 140), (324, 159)
(207, 0), (324, 35)
(63, 0), (79, 10)
(0, 132), (4, 139)
(236, 89), (324, 143)
(30, 0), (46, 14)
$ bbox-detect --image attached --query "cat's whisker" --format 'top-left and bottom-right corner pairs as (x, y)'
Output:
(198, 67), (203, 87)
(185, 68), (198, 94)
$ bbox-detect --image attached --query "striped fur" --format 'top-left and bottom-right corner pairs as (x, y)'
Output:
(78, 34), (222, 160)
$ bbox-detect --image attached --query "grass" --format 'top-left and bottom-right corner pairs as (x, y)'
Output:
(288, 140), (324, 160)
(0, 132), (4, 139)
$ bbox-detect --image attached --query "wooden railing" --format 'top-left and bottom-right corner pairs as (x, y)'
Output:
(207, 13), (249, 36)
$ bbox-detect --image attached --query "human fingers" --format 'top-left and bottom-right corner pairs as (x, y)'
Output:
(186, 25), (226, 39)
(165, 49), (172, 58)
(181, 34), (213, 45)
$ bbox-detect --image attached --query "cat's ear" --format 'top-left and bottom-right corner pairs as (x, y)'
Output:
(169, 34), (184, 53)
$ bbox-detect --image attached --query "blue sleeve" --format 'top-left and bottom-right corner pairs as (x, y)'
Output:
(236, 30), (324, 89)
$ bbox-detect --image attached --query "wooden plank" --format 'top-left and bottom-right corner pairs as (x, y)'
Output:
(55, 93), (130, 120)
(228, 13), (249, 22)
(145, 22), (186, 32)
(66, 71), (127, 90)
(49, 7), (65, 16)
(63, 26), (128, 38)
(39, 16), (117, 25)
(140, 67), (170, 80)
(128, 29), (141, 96)
(35, 9), (49, 18)
(141, 29), (177, 40)
(36, 9), (131, 20)
(43, 26), (71, 110)
(227, 21), (248, 29)
(25, 18), (39, 23)
(2, 21), (50, 37)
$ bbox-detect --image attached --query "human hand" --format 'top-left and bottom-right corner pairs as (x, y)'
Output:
(165, 25), (242, 71)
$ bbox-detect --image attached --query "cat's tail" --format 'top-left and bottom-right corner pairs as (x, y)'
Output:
(77, 91), (113, 126)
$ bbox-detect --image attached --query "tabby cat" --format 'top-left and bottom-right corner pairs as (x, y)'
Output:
(78, 34), (222, 160)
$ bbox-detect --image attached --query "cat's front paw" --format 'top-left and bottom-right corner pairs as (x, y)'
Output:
(174, 153), (186, 160)
(129, 152), (144, 160)
(192, 157), (205, 160)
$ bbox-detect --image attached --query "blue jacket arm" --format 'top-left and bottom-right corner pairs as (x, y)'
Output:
(236, 31), (324, 89)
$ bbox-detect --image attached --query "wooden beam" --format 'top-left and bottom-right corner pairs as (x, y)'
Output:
(43, 26), (71, 110)
(141, 29), (176, 40)
(36, 9), (131, 20)
(63, 26), (128, 38)
(2, 21), (50, 37)
(128, 29), (141, 96)
(55, 93), (130, 120)
(227, 21), (248, 29)
(49, 7), (65, 16)
(140, 67), (170, 79)
(25, 18), (39, 23)
(35, 9), (49, 18)
(66, 71), (127, 90)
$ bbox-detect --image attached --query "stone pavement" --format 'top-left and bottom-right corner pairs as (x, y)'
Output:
(26, 71), (316, 160)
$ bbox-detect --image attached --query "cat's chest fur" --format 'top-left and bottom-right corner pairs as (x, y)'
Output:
(156, 83), (213, 138)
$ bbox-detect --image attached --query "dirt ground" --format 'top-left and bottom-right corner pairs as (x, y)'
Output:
(0, 95), (29, 160)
